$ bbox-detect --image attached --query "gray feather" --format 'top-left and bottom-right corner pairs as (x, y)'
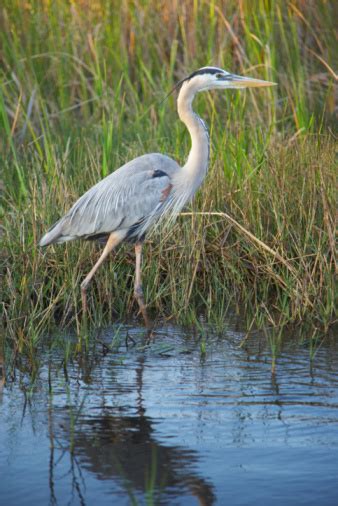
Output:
(39, 153), (179, 246)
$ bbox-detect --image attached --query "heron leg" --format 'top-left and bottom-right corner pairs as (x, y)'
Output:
(81, 232), (122, 314)
(134, 242), (150, 328)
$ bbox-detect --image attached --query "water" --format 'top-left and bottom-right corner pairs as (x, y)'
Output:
(0, 322), (337, 505)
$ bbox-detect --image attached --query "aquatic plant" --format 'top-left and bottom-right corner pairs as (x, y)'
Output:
(1, 0), (336, 348)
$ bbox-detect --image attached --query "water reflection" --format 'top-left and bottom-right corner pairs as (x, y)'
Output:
(1, 323), (338, 506)
(0, 336), (4, 395)
(51, 356), (215, 505)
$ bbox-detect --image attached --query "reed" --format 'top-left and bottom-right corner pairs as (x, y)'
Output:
(1, 0), (336, 349)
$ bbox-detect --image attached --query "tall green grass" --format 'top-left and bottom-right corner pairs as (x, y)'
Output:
(1, 0), (336, 348)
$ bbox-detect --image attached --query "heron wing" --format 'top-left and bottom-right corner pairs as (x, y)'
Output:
(40, 154), (179, 245)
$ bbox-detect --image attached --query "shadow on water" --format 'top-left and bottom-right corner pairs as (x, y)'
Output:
(1, 320), (338, 505)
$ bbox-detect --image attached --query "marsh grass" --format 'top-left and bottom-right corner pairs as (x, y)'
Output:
(1, 0), (336, 352)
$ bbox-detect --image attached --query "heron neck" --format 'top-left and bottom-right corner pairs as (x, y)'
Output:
(177, 86), (209, 192)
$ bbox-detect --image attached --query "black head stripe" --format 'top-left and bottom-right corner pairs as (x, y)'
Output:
(176, 67), (226, 90)
(187, 67), (224, 79)
(161, 67), (226, 103)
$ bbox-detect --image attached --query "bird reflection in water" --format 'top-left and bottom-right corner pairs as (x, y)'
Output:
(51, 357), (215, 505)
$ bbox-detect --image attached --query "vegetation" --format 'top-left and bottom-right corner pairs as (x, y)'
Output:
(1, 0), (336, 349)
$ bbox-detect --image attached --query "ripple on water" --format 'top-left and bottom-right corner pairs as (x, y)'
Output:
(0, 321), (337, 506)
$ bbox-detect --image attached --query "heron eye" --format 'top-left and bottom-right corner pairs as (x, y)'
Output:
(215, 73), (224, 79)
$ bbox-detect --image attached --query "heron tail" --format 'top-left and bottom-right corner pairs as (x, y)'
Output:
(39, 220), (74, 246)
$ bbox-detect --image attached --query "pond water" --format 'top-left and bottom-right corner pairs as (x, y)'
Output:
(0, 321), (337, 505)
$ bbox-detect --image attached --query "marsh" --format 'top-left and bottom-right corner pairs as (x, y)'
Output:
(0, 2), (336, 504)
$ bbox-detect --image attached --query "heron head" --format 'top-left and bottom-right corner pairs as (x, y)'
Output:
(180, 66), (276, 93)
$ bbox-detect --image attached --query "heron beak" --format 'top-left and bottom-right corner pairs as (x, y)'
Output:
(227, 74), (277, 88)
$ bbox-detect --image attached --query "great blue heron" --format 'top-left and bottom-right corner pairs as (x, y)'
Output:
(40, 66), (275, 326)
